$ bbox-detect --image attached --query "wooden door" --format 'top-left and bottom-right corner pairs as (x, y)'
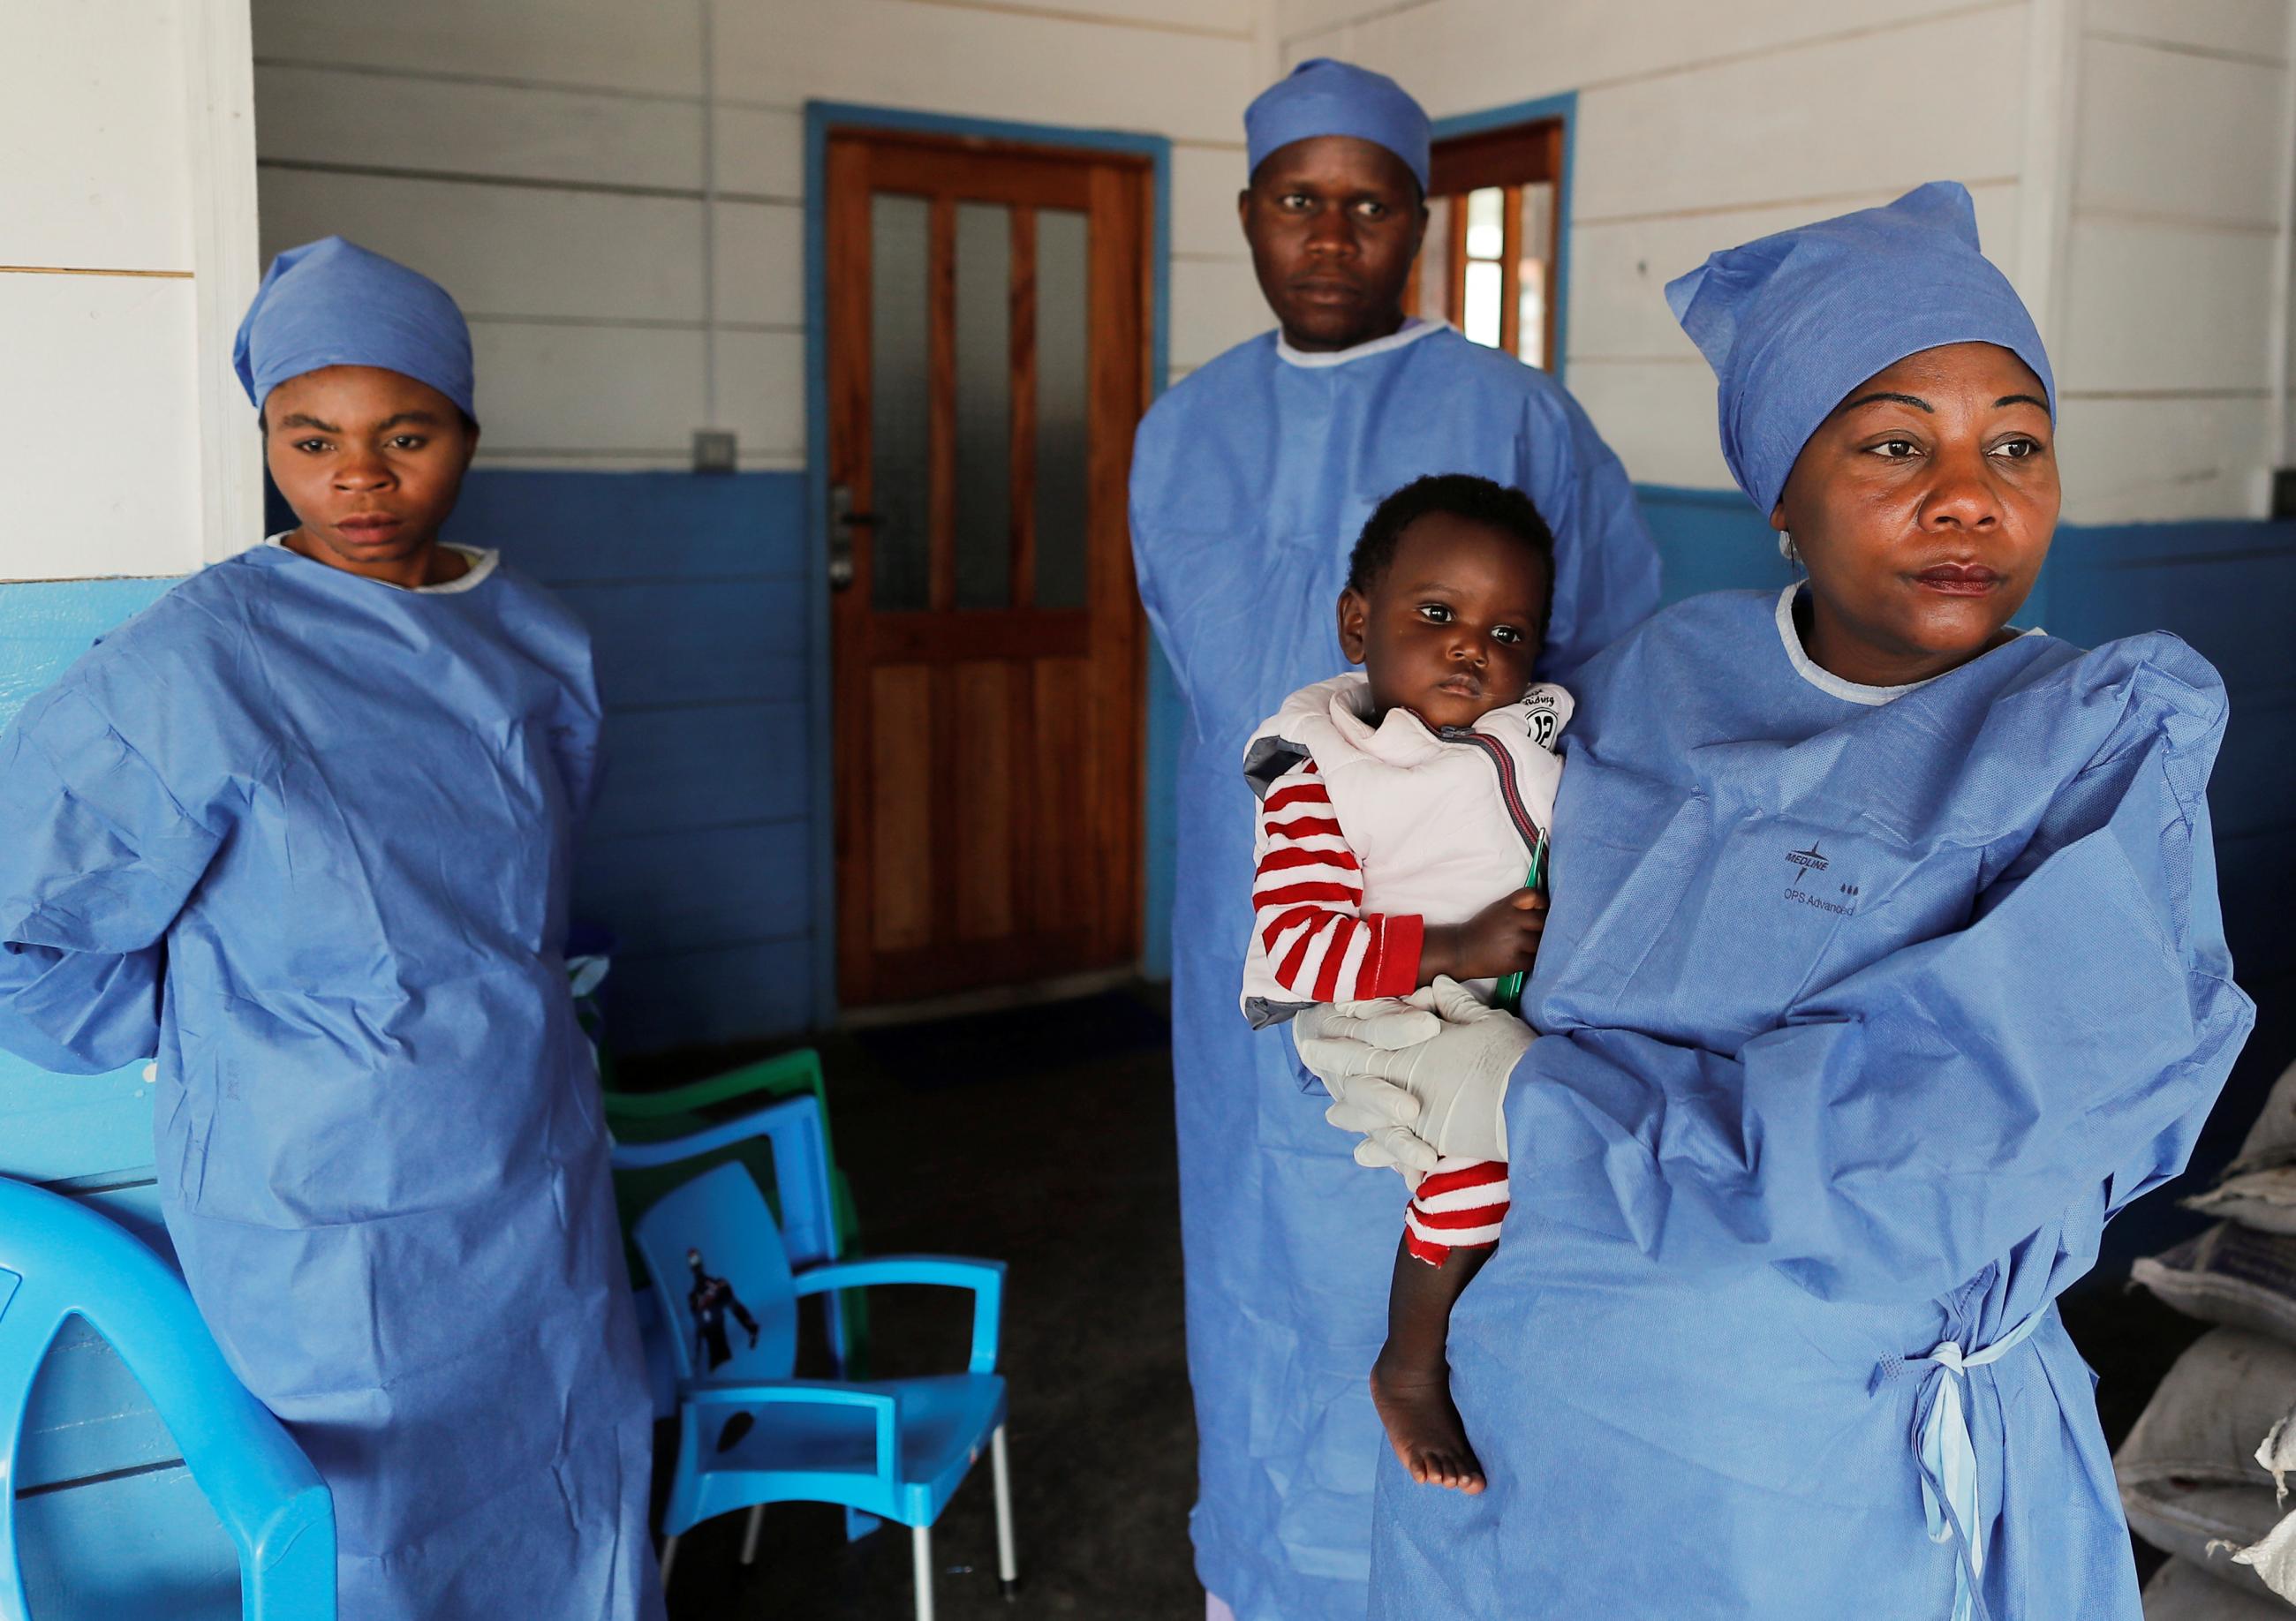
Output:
(825, 130), (1150, 1007)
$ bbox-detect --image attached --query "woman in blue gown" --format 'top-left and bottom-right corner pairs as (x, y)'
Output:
(1299, 183), (2255, 1618)
(0, 238), (661, 1619)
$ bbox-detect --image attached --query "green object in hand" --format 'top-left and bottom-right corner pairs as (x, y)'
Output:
(1492, 829), (1549, 1016)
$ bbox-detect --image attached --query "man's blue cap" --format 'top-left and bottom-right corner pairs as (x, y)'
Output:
(1245, 58), (1431, 193)
(1665, 181), (2053, 517)
(233, 236), (477, 421)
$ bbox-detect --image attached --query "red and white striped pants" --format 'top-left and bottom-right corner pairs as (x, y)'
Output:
(1402, 1157), (1511, 1266)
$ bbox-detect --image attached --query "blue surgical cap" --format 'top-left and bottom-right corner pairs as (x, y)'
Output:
(233, 236), (477, 421)
(1245, 58), (1431, 193)
(1665, 181), (2052, 517)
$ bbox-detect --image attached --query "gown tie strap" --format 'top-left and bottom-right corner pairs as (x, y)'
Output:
(1884, 1305), (2046, 1621)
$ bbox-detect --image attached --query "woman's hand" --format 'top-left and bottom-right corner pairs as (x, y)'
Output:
(1421, 888), (1546, 983)
(1295, 977), (1530, 1178)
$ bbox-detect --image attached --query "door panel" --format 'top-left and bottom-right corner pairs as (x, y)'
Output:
(827, 130), (1149, 1007)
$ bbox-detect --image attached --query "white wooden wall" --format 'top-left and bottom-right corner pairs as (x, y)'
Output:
(249, 0), (1271, 470)
(1281, 0), (2296, 525)
(0, 0), (261, 581)
(2052, 0), (2296, 520)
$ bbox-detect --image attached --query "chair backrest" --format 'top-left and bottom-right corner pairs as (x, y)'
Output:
(610, 1090), (839, 1272)
(0, 1175), (334, 1621)
(633, 1162), (800, 1388)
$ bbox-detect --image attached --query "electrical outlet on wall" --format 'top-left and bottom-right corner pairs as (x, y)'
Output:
(692, 430), (737, 474)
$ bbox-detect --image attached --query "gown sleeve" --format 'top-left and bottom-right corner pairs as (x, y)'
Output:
(1519, 385), (1661, 687)
(0, 684), (223, 1074)
(1505, 657), (2255, 1305)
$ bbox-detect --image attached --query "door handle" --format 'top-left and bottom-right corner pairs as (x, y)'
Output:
(827, 483), (879, 592)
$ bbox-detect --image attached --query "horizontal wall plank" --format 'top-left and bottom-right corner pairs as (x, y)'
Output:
(1324, 0), (2023, 125)
(2074, 37), (2292, 227)
(19, 1308), (177, 1494)
(1, 3), (192, 271)
(1566, 358), (1735, 491)
(469, 320), (704, 456)
(712, 104), (804, 201)
(2086, 0), (2294, 63)
(597, 937), (813, 1053)
(591, 702), (807, 840)
(15, 1460), (240, 1621)
(0, 1065), (155, 1184)
(576, 820), (811, 956)
(447, 469), (806, 583)
(0, 580), (177, 715)
(714, 0), (1250, 146)
(715, 328), (809, 464)
(552, 578), (807, 708)
(258, 169), (705, 324)
(253, 64), (706, 192)
(2059, 219), (2279, 394)
(2056, 395), (2270, 523)
(1637, 485), (1792, 603)
(1171, 145), (1248, 260)
(251, 0), (706, 99)
(1569, 184), (2022, 362)
(1169, 259), (1270, 370)
(712, 200), (804, 328)
(2205, 696), (2296, 843)
(1569, 8), (2026, 223)
(2044, 519), (2296, 694)
(2, 276), (203, 582)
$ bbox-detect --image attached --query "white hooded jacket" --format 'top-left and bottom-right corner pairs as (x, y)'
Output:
(1238, 672), (1571, 1026)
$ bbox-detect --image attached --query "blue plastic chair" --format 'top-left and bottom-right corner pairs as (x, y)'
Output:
(611, 1090), (860, 1559)
(635, 1161), (1015, 1621)
(0, 1175), (334, 1620)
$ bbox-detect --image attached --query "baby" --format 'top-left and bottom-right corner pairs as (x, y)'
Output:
(1240, 472), (1567, 1493)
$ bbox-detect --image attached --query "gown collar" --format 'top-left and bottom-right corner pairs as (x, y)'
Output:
(1774, 583), (2043, 706)
(264, 532), (500, 594)
(1275, 316), (1441, 370)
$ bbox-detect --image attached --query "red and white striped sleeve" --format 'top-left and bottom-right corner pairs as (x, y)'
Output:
(1252, 759), (1424, 1003)
(1402, 1157), (1511, 1267)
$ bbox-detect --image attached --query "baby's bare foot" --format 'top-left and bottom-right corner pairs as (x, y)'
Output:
(1370, 1354), (1485, 1494)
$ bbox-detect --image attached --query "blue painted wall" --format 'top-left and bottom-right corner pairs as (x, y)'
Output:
(441, 470), (818, 1056)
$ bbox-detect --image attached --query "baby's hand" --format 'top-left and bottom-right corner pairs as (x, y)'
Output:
(1424, 888), (1545, 984)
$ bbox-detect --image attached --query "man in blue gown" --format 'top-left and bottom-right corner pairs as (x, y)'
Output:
(0, 238), (661, 1619)
(1128, 58), (1659, 1620)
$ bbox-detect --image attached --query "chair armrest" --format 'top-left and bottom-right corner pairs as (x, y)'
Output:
(603, 1050), (826, 1122)
(790, 1256), (1005, 1374)
(684, 1378), (899, 1483)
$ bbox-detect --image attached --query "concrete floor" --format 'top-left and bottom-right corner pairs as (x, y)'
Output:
(622, 978), (2280, 1618)
(631, 985), (1200, 1620)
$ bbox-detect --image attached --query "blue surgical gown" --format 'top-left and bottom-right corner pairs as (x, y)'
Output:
(1369, 588), (2254, 1620)
(1129, 321), (1660, 1618)
(0, 544), (661, 1621)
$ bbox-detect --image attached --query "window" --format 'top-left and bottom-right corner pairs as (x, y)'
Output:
(1407, 117), (1565, 371)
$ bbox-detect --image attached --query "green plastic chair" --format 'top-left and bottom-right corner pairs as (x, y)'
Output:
(601, 1050), (870, 1371)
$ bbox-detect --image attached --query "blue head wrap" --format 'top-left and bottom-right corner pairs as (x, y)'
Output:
(1245, 58), (1431, 193)
(1665, 181), (2052, 517)
(233, 236), (477, 422)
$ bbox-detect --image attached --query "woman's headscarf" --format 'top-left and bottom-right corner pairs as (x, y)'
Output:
(232, 236), (476, 422)
(1666, 181), (2051, 517)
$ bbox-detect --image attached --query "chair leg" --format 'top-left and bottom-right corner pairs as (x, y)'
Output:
(991, 1424), (1020, 1598)
(658, 1533), (680, 1592)
(912, 1522), (936, 1621)
(741, 1503), (767, 1565)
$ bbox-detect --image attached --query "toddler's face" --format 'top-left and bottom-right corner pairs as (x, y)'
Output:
(1337, 513), (1550, 733)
